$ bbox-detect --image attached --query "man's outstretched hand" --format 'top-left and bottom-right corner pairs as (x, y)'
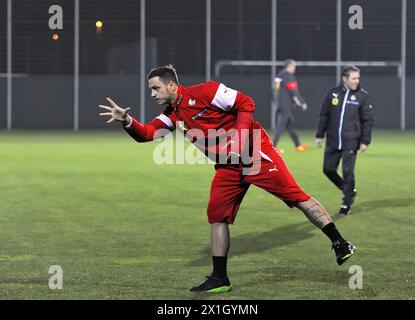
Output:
(99, 97), (131, 125)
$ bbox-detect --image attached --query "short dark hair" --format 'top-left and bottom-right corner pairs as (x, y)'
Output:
(342, 65), (360, 79)
(284, 59), (296, 68)
(147, 65), (179, 84)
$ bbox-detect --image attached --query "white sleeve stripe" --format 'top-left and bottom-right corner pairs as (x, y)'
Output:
(156, 114), (175, 128)
(211, 83), (238, 111)
(260, 151), (273, 163)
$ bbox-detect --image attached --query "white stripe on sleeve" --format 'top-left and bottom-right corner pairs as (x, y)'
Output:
(211, 83), (238, 111)
(260, 151), (273, 163)
(156, 114), (175, 129)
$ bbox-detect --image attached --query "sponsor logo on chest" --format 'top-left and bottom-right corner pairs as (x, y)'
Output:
(331, 93), (360, 106)
(347, 95), (360, 105)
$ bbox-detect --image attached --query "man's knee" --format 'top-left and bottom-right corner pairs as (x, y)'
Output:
(323, 166), (337, 177)
(343, 169), (355, 180)
(208, 214), (234, 225)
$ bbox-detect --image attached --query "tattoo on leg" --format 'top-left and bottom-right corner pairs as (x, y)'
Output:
(297, 198), (333, 229)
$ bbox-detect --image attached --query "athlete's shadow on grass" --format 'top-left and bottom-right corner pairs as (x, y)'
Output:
(236, 265), (377, 298)
(352, 198), (415, 213)
(238, 265), (349, 286)
(188, 198), (415, 267)
(188, 221), (318, 267)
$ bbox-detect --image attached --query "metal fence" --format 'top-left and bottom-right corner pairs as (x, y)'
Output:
(0, 0), (414, 130)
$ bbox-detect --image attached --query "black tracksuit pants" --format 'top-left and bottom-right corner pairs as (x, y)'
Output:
(323, 145), (357, 206)
(273, 112), (301, 147)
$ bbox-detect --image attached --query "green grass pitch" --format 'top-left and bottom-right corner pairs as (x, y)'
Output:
(0, 130), (414, 299)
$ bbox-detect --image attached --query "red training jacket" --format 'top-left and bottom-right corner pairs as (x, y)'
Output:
(124, 81), (275, 164)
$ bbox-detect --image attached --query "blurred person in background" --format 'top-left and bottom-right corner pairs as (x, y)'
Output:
(272, 59), (309, 153)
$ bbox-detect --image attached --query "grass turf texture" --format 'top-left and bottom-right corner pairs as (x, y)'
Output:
(0, 130), (414, 300)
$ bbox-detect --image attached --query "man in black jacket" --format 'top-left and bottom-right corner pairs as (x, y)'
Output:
(316, 66), (374, 215)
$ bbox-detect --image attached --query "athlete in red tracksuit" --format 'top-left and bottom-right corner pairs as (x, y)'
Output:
(99, 65), (355, 293)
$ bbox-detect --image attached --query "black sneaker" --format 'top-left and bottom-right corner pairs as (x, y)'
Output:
(189, 275), (232, 293)
(339, 204), (352, 215)
(332, 239), (355, 265)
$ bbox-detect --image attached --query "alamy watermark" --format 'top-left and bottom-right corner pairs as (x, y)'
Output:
(151, 125), (264, 175)
(47, 4), (362, 31)
(48, 5), (63, 30)
(348, 265), (363, 289)
(49, 265), (63, 290)
(348, 5), (363, 30)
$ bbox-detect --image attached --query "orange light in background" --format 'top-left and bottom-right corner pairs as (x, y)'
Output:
(52, 33), (59, 41)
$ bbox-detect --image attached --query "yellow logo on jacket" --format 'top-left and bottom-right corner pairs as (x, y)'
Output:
(331, 98), (339, 106)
